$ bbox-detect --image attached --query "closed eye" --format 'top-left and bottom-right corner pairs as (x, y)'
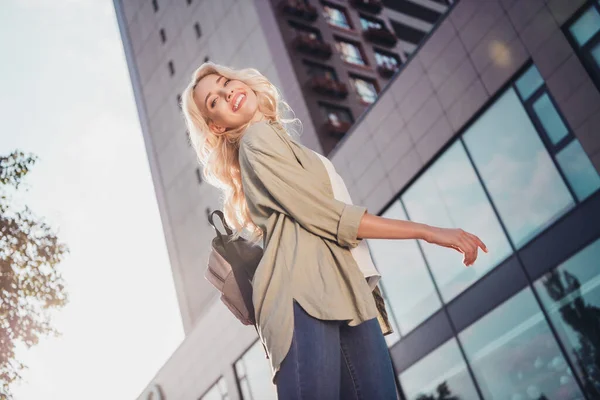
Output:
(210, 79), (232, 108)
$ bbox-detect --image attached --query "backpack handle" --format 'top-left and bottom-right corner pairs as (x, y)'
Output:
(208, 210), (233, 238)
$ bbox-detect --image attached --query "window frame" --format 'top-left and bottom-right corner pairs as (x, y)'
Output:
(374, 48), (400, 68)
(303, 60), (338, 80)
(289, 20), (323, 40)
(318, 101), (354, 124)
(334, 37), (367, 66)
(322, 1), (353, 30)
(359, 14), (386, 32)
(198, 376), (229, 400)
(514, 63), (597, 205)
(348, 73), (379, 103)
(378, 60), (600, 390)
(563, 1), (600, 93)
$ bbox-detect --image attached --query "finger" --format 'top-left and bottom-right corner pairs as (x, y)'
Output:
(458, 233), (476, 266)
(457, 238), (474, 266)
(466, 232), (487, 253)
(464, 235), (479, 265)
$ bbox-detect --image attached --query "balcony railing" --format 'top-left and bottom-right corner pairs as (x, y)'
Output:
(377, 63), (399, 78)
(292, 34), (333, 58)
(281, 0), (318, 21)
(363, 27), (398, 47)
(350, 0), (383, 14)
(310, 76), (348, 98)
(324, 120), (352, 136)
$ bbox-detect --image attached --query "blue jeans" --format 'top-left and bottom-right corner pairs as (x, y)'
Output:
(276, 301), (398, 399)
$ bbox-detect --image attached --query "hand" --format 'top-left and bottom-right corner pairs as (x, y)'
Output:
(424, 226), (488, 267)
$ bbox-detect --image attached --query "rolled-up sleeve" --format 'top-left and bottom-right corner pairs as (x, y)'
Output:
(239, 122), (366, 248)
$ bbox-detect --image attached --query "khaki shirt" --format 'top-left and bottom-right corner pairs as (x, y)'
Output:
(238, 120), (390, 382)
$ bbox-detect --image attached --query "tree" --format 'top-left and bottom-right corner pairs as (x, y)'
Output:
(543, 269), (600, 398)
(0, 151), (69, 399)
(415, 381), (460, 400)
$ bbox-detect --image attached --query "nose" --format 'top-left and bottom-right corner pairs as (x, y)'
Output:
(221, 88), (234, 102)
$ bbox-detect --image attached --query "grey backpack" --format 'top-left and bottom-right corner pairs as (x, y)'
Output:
(205, 210), (263, 326)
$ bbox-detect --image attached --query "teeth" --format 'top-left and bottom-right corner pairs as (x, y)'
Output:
(234, 94), (244, 111)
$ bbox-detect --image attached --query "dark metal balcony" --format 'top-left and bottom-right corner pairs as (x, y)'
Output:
(363, 27), (398, 47)
(350, 0), (383, 14)
(310, 76), (348, 98)
(377, 63), (399, 79)
(281, 0), (318, 22)
(324, 120), (352, 136)
(292, 34), (333, 58)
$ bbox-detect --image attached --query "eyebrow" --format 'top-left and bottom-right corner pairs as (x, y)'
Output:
(204, 75), (224, 109)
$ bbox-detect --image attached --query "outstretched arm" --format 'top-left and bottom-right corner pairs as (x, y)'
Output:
(357, 213), (488, 267)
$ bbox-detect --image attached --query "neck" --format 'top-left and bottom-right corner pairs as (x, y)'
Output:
(250, 111), (267, 124)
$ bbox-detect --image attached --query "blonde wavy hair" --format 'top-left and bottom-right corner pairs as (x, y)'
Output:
(181, 62), (300, 243)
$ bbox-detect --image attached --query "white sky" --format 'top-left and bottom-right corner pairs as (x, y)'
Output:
(1, 0), (184, 399)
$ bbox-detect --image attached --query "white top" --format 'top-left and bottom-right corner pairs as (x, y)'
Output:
(313, 151), (381, 289)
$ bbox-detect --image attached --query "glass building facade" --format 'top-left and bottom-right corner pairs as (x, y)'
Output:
(200, 377), (229, 400)
(230, 59), (600, 400)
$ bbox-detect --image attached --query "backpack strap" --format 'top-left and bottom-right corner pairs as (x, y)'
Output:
(208, 210), (233, 240)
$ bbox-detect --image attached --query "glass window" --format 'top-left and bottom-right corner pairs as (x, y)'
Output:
(375, 50), (399, 68)
(463, 89), (575, 249)
(200, 377), (229, 400)
(460, 288), (585, 399)
(235, 341), (276, 400)
(535, 238), (600, 399)
(368, 202), (442, 337)
(350, 76), (378, 103)
(360, 16), (383, 31)
(289, 21), (321, 40)
(335, 40), (366, 65)
(399, 339), (479, 400)
(556, 140), (600, 201)
(319, 103), (353, 125)
(323, 4), (351, 29)
(566, 5), (600, 90)
(569, 6), (600, 47)
(592, 41), (600, 66)
(532, 93), (569, 144)
(304, 61), (337, 80)
(515, 65), (544, 100)
(402, 142), (513, 301)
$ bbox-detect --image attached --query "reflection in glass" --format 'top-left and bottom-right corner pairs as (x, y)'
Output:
(335, 40), (366, 65)
(399, 339), (479, 400)
(368, 202), (442, 336)
(323, 5), (351, 29)
(592, 42), (600, 67)
(532, 93), (569, 145)
(304, 61), (337, 80)
(515, 65), (544, 101)
(556, 140), (600, 201)
(375, 50), (399, 69)
(360, 16), (383, 31)
(463, 89), (575, 249)
(460, 288), (585, 399)
(201, 377), (229, 400)
(535, 238), (600, 399)
(235, 341), (276, 400)
(351, 76), (378, 103)
(402, 142), (512, 301)
(569, 6), (600, 47)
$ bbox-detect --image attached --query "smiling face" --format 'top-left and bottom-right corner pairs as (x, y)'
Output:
(193, 73), (260, 133)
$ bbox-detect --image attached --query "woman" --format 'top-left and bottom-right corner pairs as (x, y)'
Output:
(182, 63), (487, 400)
